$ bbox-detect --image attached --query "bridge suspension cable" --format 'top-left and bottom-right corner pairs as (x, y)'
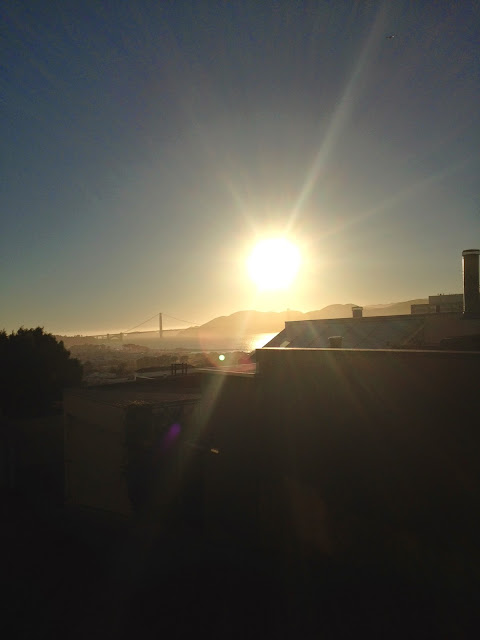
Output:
(124, 312), (161, 334)
(124, 311), (198, 334)
(162, 312), (198, 326)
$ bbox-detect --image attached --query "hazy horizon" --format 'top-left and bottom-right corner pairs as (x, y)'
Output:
(2, 2), (478, 336)
(49, 296), (434, 337)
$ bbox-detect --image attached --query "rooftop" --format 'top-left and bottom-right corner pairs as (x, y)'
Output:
(266, 313), (435, 349)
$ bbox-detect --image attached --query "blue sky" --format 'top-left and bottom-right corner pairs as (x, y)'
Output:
(1, 1), (479, 334)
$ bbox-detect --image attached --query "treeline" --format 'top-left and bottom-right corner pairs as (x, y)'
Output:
(55, 334), (101, 347)
(0, 327), (82, 417)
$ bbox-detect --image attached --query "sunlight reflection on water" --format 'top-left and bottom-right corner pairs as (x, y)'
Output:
(116, 332), (279, 352)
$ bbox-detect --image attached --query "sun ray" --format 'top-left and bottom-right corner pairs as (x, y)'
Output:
(319, 155), (473, 242)
(287, 4), (388, 233)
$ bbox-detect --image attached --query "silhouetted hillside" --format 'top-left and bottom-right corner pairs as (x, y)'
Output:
(304, 304), (357, 320)
(179, 299), (429, 336)
(306, 299), (429, 319)
(363, 299), (429, 317)
(180, 310), (302, 335)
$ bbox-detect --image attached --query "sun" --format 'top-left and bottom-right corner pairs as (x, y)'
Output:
(247, 238), (301, 291)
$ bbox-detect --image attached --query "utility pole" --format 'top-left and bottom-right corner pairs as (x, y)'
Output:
(159, 312), (163, 339)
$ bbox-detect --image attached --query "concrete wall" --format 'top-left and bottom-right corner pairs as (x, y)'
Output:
(423, 313), (480, 344)
(194, 372), (260, 541)
(0, 414), (64, 506)
(64, 390), (200, 518)
(64, 391), (131, 515)
(197, 348), (480, 581)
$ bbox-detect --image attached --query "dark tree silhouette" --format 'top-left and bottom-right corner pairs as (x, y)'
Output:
(0, 327), (82, 417)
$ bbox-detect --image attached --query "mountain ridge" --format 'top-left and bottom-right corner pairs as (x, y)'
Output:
(179, 299), (429, 336)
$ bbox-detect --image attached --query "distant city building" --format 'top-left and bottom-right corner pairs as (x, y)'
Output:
(411, 293), (463, 315)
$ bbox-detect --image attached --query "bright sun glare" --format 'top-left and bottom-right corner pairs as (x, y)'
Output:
(247, 238), (301, 291)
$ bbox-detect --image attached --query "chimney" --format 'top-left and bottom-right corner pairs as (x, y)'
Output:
(462, 249), (480, 315)
(352, 305), (363, 318)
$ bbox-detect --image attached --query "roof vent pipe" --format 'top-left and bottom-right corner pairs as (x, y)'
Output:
(462, 249), (480, 315)
(328, 336), (343, 348)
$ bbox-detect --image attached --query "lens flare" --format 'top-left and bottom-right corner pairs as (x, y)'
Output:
(161, 423), (181, 451)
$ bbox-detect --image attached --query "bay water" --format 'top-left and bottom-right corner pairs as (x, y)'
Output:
(120, 332), (279, 353)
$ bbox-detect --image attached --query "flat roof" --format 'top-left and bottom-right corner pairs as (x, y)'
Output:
(266, 312), (480, 350)
(284, 311), (463, 324)
(259, 346), (480, 359)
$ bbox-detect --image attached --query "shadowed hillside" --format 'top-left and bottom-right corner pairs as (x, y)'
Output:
(179, 300), (429, 336)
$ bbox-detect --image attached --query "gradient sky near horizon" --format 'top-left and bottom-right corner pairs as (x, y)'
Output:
(2, 1), (479, 335)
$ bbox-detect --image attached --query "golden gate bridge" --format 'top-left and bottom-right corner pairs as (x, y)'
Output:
(89, 312), (197, 342)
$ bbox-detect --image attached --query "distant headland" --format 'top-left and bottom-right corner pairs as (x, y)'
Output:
(56, 299), (427, 345)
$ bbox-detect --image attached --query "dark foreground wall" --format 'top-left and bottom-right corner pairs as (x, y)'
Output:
(199, 349), (480, 585)
(0, 414), (64, 508)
